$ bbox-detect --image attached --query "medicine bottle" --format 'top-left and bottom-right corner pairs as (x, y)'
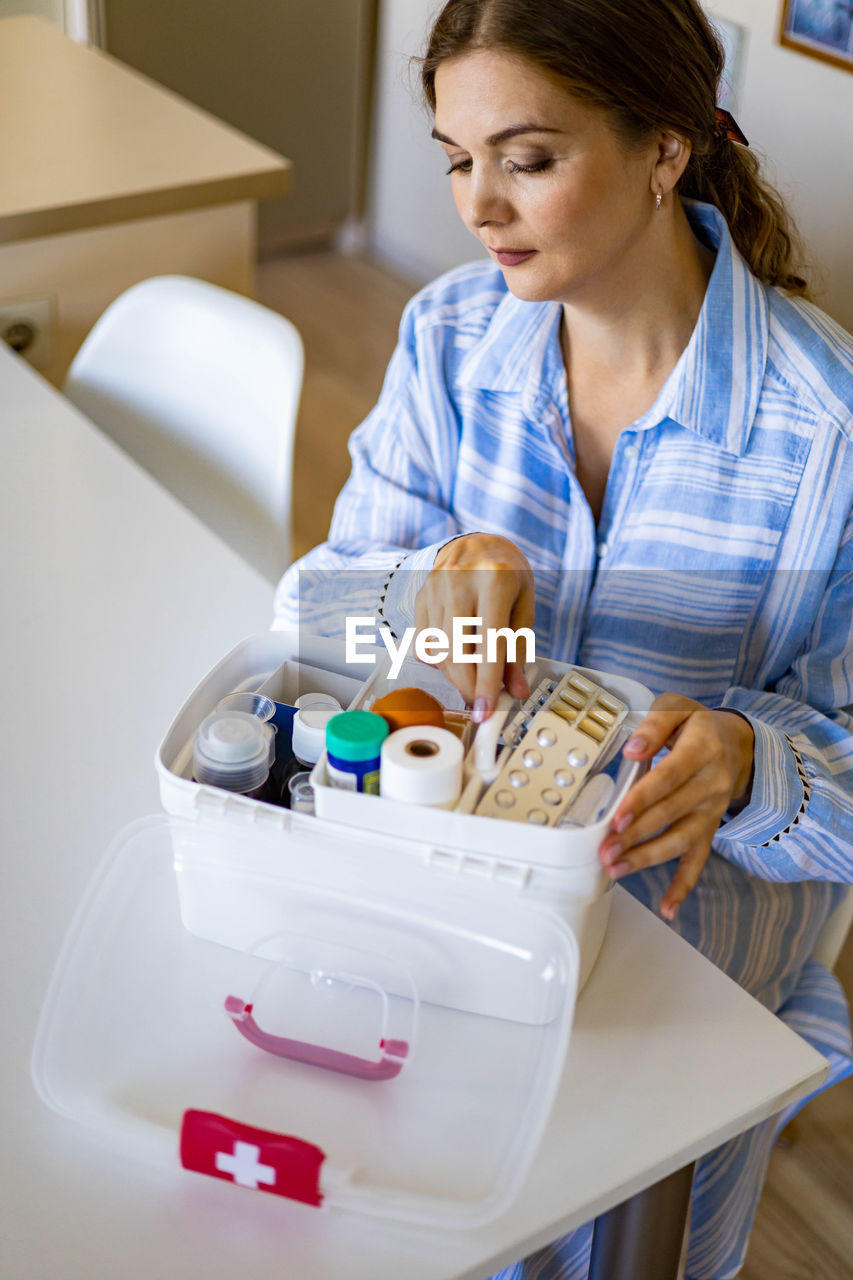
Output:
(325, 710), (389, 794)
(371, 686), (445, 733)
(277, 703), (340, 806)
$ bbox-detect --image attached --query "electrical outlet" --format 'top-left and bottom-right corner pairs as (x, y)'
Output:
(0, 296), (55, 368)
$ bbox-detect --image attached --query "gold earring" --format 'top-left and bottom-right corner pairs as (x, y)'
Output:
(655, 189), (663, 211)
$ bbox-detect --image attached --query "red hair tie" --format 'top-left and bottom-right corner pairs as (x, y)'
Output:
(715, 107), (749, 147)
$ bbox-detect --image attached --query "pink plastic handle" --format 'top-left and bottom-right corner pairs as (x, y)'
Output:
(225, 996), (409, 1081)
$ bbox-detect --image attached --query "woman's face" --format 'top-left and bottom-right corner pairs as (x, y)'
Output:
(432, 50), (660, 305)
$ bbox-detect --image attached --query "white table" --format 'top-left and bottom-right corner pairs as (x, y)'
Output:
(0, 342), (828, 1279)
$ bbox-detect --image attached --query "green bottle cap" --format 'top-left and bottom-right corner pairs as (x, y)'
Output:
(325, 710), (390, 763)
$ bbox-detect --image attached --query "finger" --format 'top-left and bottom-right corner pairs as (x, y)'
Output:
(471, 574), (530, 720)
(503, 586), (535, 700)
(446, 662), (479, 708)
(414, 591), (479, 705)
(611, 710), (727, 830)
(609, 744), (727, 839)
(621, 693), (700, 759)
(471, 630), (510, 722)
(660, 846), (711, 920)
(438, 597), (479, 706)
(604, 813), (713, 881)
(599, 773), (722, 865)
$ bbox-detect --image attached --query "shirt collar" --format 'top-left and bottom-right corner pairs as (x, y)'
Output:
(455, 284), (563, 418)
(456, 201), (769, 457)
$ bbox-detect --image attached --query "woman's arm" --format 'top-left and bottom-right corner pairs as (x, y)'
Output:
(599, 509), (853, 915)
(272, 295), (464, 637)
(712, 513), (853, 883)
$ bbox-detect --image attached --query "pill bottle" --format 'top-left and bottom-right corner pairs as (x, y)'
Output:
(277, 703), (340, 806)
(325, 710), (389, 794)
(294, 692), (342, 713)
(372, 686), (446, 734)
(193, 711), (276, 802)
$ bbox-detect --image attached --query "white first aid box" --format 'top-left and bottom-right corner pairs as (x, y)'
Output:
(32, 632), (653, 1228)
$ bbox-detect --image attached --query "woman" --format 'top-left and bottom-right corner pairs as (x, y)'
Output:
(274, 1), (853, 1274)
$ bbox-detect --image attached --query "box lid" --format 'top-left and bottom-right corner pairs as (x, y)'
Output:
(32, 815), (579, 1227)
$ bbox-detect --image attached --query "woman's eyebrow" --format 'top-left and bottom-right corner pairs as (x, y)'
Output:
(431, 123), (562, 147)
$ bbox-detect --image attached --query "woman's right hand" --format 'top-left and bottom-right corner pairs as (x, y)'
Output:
(414, 534), (534, 720)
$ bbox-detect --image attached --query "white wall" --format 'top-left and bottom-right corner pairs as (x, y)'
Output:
(0, 0), (64, 24)
(366, 0), (488, 283)
(0, 0), (87, 38)
(712, 0), (853, 330)
(366, 0), (853, 331)
(102, 0), (370, 252)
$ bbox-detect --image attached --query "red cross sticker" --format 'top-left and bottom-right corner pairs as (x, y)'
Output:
(215, 1141), (276, 1189)
(180, 1110), (325, 1205)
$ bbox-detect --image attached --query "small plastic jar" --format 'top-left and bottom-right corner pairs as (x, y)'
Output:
(193, 710), (275, 801)
(288, 770), (316, 814)
(325, 710), (389, 794)
(274, 703), (341, 807)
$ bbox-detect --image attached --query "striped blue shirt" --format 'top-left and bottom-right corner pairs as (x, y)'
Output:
(275, 198), (853, 1277)
(275, 198), (853, 890)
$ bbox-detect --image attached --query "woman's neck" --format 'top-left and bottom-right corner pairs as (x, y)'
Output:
(560, 200), (715, 385)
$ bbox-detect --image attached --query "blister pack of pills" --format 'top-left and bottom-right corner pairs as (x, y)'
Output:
(474, 670), (628, 826)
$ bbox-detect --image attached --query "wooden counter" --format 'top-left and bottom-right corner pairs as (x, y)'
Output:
(0, 15), (291, 383)
(0, 15), (289, 243)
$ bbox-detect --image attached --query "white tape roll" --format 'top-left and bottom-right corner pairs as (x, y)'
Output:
(380, 725), (464, 809)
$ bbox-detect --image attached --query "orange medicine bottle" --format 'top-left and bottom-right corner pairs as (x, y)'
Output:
(371, 686), (446, 734)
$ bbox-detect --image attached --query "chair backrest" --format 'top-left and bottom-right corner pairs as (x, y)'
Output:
(64, 276), (304, 583)
(812, 885), (853, 970)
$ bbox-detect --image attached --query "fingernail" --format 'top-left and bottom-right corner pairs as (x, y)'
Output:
(608, 861), (631, 880)
(612, 812), (633, 834)
(624, 735), (648, 755)
(472, 697), (488, 723)
(599, 839), (622, 865)
(661, 899), (680, 921)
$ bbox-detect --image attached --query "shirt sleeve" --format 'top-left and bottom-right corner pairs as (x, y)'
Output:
(713, 505), (853, 883)
(271, 295), (462, 638)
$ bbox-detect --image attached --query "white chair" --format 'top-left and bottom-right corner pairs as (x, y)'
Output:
(64, 276), (304, 583)
(812, 885), (853, 970)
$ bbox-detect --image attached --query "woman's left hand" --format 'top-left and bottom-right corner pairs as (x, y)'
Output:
(598, 694), (755, 920)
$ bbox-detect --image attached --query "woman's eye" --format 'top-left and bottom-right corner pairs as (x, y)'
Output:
(444, 156), (552, 176)
(506, 158), (552, 174)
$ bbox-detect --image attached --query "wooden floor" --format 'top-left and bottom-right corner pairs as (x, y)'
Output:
(257, 249), (418, 562)
(257, 249), (853, 1279)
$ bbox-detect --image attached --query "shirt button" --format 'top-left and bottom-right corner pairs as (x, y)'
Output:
(623, 443), (639, 460)
(596, 540), (609, 559)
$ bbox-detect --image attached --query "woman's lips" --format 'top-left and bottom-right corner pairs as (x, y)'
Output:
(492, 248), (537, 266)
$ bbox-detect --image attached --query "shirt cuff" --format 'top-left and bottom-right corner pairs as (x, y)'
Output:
(381, 539), (454, 638)
(717, 709), (806, 846)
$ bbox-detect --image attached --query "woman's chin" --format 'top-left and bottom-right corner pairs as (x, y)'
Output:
(500, 274), (559, 304)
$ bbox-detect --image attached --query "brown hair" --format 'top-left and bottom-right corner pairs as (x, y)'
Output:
(421, 0), (810, 296)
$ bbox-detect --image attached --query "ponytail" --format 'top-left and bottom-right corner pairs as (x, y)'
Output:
(681, 128), (810, 297)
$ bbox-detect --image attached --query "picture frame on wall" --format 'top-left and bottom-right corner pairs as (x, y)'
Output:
(779, 0), (853, 73)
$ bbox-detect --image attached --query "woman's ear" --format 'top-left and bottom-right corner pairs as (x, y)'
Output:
(651, 130), (692, 199)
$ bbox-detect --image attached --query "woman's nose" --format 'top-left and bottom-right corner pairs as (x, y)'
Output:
(466, 169), (510, 229)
